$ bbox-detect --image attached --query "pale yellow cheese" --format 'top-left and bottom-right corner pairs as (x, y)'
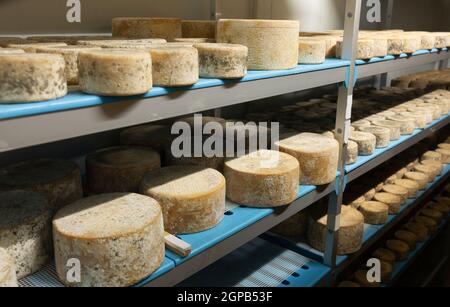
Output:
(337, 39), (374, 60)
(7, 42), (67, 53)
(358, 201), (389, 225)
(436, 148), (450, 163)
(0, 48), (25, 54)
(182, 20), (217, 39)
(404, 171), (429, 190)
(371, 119), (401, 140)
(382, 184), (408, 202)
(298, 40), (326, 64)
(112, 17), (182, 41)
(393, 179), (419, 198)
(349, 131), (376, 155)
(373, 192), (402, 214)
(359, 126), (390, 148)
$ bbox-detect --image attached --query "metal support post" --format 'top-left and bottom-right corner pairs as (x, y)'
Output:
(438, 59), (449, 71)
(323, 0), (361, 275)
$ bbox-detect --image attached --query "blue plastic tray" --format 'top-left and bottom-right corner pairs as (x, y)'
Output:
(355, 48), (448, 65)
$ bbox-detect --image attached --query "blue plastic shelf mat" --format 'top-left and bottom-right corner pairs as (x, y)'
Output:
(0, 59), (350, 120)
(355, 48), (448, 65)
(345, 114), (450, 174)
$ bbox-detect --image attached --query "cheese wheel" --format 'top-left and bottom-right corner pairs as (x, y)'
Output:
(77, 38), (167, 48)
(347, 195), (366, 209)
(78, 50), (152, 96)
(147, 46), (199, 86)
(375, 182), (385, 192)
(0, 48), (25, 54)
(53, 193), (164, 287)
(0, 53), (67, 103)
(271, 211), (307, 237)
(401, 35), (421, 53)
(308, 206), (364, 255)
(394, 230), (418, 250)
(382, 184), (408, 202)
(182, 20), (216, 39)
(359, 201), (389, 225)
(421, 150), (442, 162)
(36, 45), (101, 85)
(0, 159), (83, 211)
(140, 166), (225, 234)
(387, 37), (405, 55)
(29, 35), (113, 44)
(0, 37), (31, 47)
(413, 164), (435, 182)
(396, 167), (408, 179)
(408, 107), (433, 123)
(349, 131), (376, 155)
(371, 120), (401, 140)
(385, 175), (398, 185)
(359, 126), (390, 148)
(175, 38), (215, 43)
(346, 140), (359, 165)
(420, 160), (442, 177)
(194, 43), (248, 79)
(0, 191), (52, 279)
(120, 124), (173, 153)
(224, 150), (299, 207)
(386, 115), (415, 134)
(404, 222), (428, 241)
(7, 42), (67, 53)
(416, 32), (436, 49)
(360, 36), (388, 57)
(428, 202), (450, 215)
(399, 112), (427, 128)
(372, 248), (396, 264)
(112, 17), (182, 41)
(437, 196), (450, 208)
(404, 171), (429, 190)
(337, 39), (374, 60)
(0, 248), (18, 287)
(298, 40), (326, 64)
(217, 19), (300, 70)
(86, 146), (161, 194)
(373, 192), (402, 214)
(415, 215), (437, 233)
(435, 148), (450, 163)
(301, 35), (340, 58)
(432, 33), (448, 48)
(386, 239), (410, 260)
(393, 179), (419, 198)
(338, 280), (361, 287)
(277, 133), (339, 185)
(380, 260), (393, 282)
(354, 270), (379, 287)
(352, 119), (371, 130)
(420, 208), (443, 223)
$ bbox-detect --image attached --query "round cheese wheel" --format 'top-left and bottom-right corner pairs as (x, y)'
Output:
(7, 42), (67, 53)
(404, 171), (429, 190)
(29, 35), (113, 44)
(120, 124), (173, 153)
(416, 32), (436, 49)
(401, 35), (421, 53)
(408, 107), (433, 123)
(420, 160), (442, 177)
(386, 239), (410, 260)
(395, 167), (408, 179)
(112, 17), (182, 41)
(415, 215), (437, 233)
(271, 211), (307, 237)
(224, 150), (299, 207)
(53, 193), (164, 287)
(298, 40), (326, 64)
(394, 230), (418, 250)
(421, 150), (442, 162)
(404, 222), (428, 241)
(347, 194), (366, 209)
(182, 20), (216, 39)
(385, 175), (398, 185)
(175, 38), (215, 43)
(217, 19), (300, 70)
(413, 164), (435, 182)
(354, 270), (379, 287)
(373, 192), (402, 214)
(359, 201), (389, 224)
(86, 146), (161, 194)
(380, 260), (393, 282)
(77, 38), (167, 48)
(337, 280), (361, 287)
(371, 120), (401, 140)
(308, 205), (364, 255)
(140, 166), (225, 234)
(0, 159), (83, 211)
(386, 115), (415, 134)
(349, 131), (376, 156)
(0, 37), (31, 47)
(352, 119), (371, 130)
(360, 36), (388, 57)
(337, 39), (375, 60)
(0, 248), (18, 287)
(420, 208), (443, 223)
(0, 48), (25, 54)
(0, 191), (52, 279)
(346, 140), (359, 165)
(399, 112), (427, 128)
(78, 50), (152, 96)
(382, 184), (408, 202)
(393, 179), (419, 198)
(36, 45), (101, 85)
(387, 37), (404, 55)
(435, 148), (450, 163)
(436, 196), (450, 208)
(359, 126), (390, 148)
(432, 33), (449, 48)
(301, 35), (340, 58)
(372, 247), (396, 264)
(277, 133), (339, 185)
(428, 202), (450, 215)
(147, 46), (199, 86)
(194, 43), (248, 79)
(0, 53), (67, 103)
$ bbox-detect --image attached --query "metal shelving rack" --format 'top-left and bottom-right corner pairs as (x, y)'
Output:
(3, 0), (450, 287)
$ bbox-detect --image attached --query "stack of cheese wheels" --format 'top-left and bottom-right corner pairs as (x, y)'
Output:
(36, 45), (101, 85)
(78, 49), (152, 96)
(421, 160), (442, 177)
(346, 140), (359, 165)
(421, 150), (442, 162)
(337, 39), (375, 60)
(428, 201), (450, 215)
(182, 20), (216, 39)
(349, 131), (376, 155)
(399, 112), (427, 128)
(359, 126), (390, 148)
(194, 43), (248, 79)
(8, 42), (67, 53)
(413, 164), (435, 182)
(308, 205), (364, 254)
(352, 119), (371, 130)
(224, 150), (299, 207)
(382, 184), (408, 202)
(372, 247), (396, 264)
(277, 133), (339, 185)
(401, 34), (421, 53)
(53, 193), (164, 287)
(386, 36), (405, 55)
(147, 46), (198, 87)
(217, 19), (300, 70)
(298, 39), (326, 64)
(120, 124), (173, 153)
(0, 159), (83, 211)
(415, 215), (437, 233)
(29, 35), (112, 44)
(373, 192), (402, 214)
(354, 270), (379, 287)
(367, 36), (388, 58)
(0, 248), (18, 287)
(394, 230), (418, 250)
(140, 166), (225, 234)
(432, 33), (449, 48)
(358, 201), (389, 224)
(404, 222), (428, 241)
(412, 32), (435, 50)
(77, 38), (167, 48)
(0, 48), (25, 54)
(372, 120), (401, 140)
(386, 115), (416, 134)
(0, 53), (67, 103)
(420, 208), (443, 223)
(0, 190), (52, 279)
(271, 211), (308, 237)
(112, 17), (182, 41)
(386, 239), (410, 260)
(86, 146), (161, 194)
(436, 147), (450, 163)
(394, 179), (419, 198)
(404, 171), (429, 190)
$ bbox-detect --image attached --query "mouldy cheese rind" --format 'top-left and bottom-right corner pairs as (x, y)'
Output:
(0, 248), (18, 287)
(112, 17), (182, 41)
(298, 39), (326, 64)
